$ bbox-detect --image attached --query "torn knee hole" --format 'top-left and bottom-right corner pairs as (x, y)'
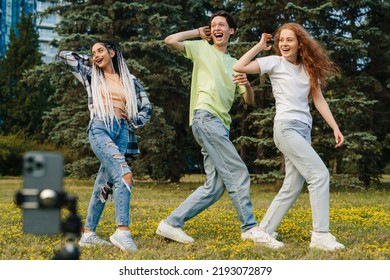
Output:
(107, 141), (116, 147)
(122, 173), (133, 185)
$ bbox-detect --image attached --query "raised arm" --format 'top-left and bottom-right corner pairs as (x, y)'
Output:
(233, 33), (273, 74)
(59, 51), (91, 86)
(59, 51), (91, 68)
(164, 26), (211, 52)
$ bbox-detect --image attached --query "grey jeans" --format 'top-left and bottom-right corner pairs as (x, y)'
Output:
(166, 110), (258, 232)
(260, 119), (330, 233)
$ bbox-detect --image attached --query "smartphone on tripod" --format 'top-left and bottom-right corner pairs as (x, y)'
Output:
(21, 151), (64, 234)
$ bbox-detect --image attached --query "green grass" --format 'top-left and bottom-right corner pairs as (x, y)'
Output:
(0, 176), (389, 260)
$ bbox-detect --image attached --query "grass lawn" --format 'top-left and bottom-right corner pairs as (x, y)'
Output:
(0, 175), (389, 260)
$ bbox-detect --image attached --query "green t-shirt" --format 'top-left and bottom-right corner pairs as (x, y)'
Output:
(183, 40), (245, 130)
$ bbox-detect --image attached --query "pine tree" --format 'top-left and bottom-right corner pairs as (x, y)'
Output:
(39, 0), (214, 180)
(0, 12), (52, 138)
(25, 0), (388, 186)
(231, 0), (386, 187)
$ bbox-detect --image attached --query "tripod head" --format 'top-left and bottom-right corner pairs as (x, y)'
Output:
(15, 151), (82, 260)
(15, 188), (82, 260)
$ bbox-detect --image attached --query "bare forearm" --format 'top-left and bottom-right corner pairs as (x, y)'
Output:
(165, 27), (210, 52)
(319, 104), (339, 130)
(243, 85), (255, 105)
(232, 73), (255, 105)
(233, 43), (264, 74)
(314, 94), (344, 147)
(314, 94), (339, 131)
(165, 29), (198, 51)
(234, 33), (273, 74)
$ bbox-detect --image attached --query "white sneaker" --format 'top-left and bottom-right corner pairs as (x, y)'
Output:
(310, 232), (345, 251)
(78, 232), (112, 247)
(110, 229), (138, 252)
(156, 220), (194, 244)
(242, 227), (284, 249)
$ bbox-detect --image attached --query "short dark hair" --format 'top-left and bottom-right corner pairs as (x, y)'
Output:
(210, 10), (237, 31)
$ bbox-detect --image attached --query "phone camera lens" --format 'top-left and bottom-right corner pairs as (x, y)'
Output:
(35, 162), (44, 170)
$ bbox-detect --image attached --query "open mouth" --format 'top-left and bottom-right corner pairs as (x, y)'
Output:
(96, 57), (103, 64)
(214, 32), (223, 39)
(281, 48), (291, 53)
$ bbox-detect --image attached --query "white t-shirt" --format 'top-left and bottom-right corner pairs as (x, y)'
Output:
(256, 55), (312, 127)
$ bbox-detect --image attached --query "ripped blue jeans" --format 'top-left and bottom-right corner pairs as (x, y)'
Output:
(84, 118), (132, 231)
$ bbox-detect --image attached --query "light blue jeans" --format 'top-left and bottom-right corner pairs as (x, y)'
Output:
(259, 119), (330, 233)
(84, 118), (133, 231)
(166, 110), (258, 232)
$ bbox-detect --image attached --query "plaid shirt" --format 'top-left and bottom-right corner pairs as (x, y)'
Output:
(59, 51), (152, 159)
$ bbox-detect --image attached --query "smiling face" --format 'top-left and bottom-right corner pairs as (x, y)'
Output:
(91, 42), (115, 72)
(210, 16), (234, 51)
(278, 28), (299, 64)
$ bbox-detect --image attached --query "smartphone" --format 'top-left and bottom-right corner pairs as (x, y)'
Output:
(22, 151), (64, 235)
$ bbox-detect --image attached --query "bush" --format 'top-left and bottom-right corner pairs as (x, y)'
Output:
(0, 135), (32, 176)
(0, 134), (72, 176)
(330, 174), (366, 190)
(64, 156), (99, 179)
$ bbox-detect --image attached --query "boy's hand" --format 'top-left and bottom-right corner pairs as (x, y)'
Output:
(199, 26), (212, 41)
(232, 73), (251, 87)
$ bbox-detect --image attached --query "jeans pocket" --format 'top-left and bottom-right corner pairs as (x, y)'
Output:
(193, 110), (215, 123)
(281, 119), (297, 129)
(89, 119), (107, 139)
(201, 111), (217, 122)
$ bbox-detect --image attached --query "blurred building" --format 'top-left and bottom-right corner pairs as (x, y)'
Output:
(0, 0), (61, 63)
(36, 0), (62, 63)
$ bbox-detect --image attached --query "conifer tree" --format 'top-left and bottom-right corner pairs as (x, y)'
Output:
(25, 0), (388, 186)
(0, 13), (46, 137)
(231, 0), (386, 187)
(40, 0), (213, 180)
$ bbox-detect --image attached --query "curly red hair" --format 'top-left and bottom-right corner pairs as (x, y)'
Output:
(273, 23), (338, 97)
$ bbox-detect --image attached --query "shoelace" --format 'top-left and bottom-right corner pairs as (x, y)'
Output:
(121, 233), (137, 249)
(329, 233), (337, 240)
(88, 234), (106, 244)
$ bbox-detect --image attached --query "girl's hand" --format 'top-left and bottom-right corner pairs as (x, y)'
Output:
(259, 33), (273, 51)
(334, 130), (344, 148)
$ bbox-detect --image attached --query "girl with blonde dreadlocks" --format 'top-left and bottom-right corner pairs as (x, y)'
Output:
(59, 41), (152, 252)
(234, 23), (345, 251)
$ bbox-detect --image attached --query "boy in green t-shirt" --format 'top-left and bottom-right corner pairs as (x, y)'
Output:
(156, 10), (283, 249)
